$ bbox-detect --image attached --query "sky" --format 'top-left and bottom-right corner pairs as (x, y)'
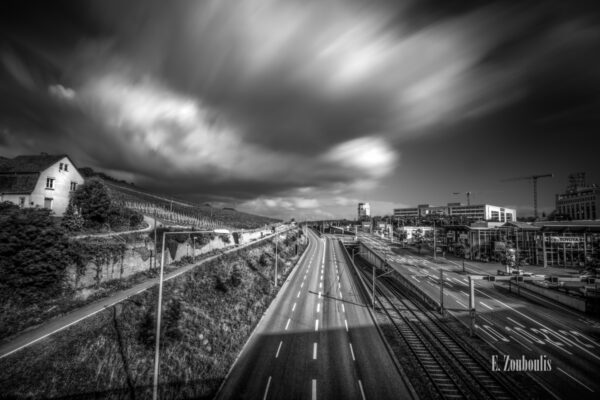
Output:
(1, 0), (599, 220)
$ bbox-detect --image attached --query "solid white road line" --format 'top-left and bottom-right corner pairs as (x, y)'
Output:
(285, 318), (291, 330)
(557, 367), (595, 392)
(349, 343), (356, 361)
(315, 319), (319, 331)
(507, 317), (525, 328)
(358, 380), (366, 400)
(313, 342), (318, 359)
(263, 376), (272, 400)
(312, 379), (317, 400)
(275, 341), (283, 358)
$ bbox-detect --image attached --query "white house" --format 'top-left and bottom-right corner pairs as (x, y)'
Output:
(0, 154), (85, 216)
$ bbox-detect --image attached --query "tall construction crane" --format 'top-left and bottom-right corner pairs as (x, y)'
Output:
(452, 191), (472, 206)
(502, 173), (553, 219)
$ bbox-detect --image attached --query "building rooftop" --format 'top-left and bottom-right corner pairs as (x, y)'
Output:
(0, 173), (40, 194)
(0, 154), (68, 174)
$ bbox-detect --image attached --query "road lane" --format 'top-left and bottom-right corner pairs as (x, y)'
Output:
(217, 231), (414, 399)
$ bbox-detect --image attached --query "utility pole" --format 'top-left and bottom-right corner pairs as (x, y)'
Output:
(469, 276), (476, 337)
(433, 219), (437, 260)
(275, 238), (278, 286)
(439, 269), (444, 315)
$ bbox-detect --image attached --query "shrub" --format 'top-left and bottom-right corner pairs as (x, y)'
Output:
(61, 197), (84, 232)
(0, 204), (71, 302)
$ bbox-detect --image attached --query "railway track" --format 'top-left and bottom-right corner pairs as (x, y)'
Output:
(354, 260), (517, 400)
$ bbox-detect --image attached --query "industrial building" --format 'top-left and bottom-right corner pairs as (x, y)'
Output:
(393, 203), (516, 222)
(555, 173), (599, 220)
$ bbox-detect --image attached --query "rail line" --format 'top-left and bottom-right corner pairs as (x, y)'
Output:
(355, 259), (517, 400)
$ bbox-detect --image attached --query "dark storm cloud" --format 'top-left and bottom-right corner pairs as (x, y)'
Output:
(1, 0), (599, 217)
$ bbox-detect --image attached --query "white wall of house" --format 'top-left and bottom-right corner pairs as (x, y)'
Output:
(0, 194), (31, 208)
(29, 157), (85, 216)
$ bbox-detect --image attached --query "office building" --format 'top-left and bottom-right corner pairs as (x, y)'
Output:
(555, 173), (599, 220)
(358, 202), (370, 221)
(393, 203), (516, 222)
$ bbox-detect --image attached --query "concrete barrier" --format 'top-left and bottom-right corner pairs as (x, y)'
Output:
(508, 281), (587, 313)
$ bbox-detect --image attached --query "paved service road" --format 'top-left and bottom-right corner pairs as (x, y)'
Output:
(216, 229), (414, 400)
(357, 232), (600, 400)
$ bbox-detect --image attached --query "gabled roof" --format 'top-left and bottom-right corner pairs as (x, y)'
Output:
(0, 173), (39, 194)
(0, 154), (68, 173)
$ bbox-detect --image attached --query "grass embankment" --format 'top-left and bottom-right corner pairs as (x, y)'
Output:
(0, 230), (306, 399)
(0, 246), (226, 343)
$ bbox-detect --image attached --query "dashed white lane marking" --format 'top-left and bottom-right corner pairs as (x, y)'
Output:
(317, 303), (320, 313)
(315, 319), (319, 331)
(344, 319), (349, 332)
(318, 291), (321, 299)
(285, 318), (291, 330)
(320, 275), (323, 281)
(480, 301), (493, 310)
(275, 341), (283, 358)
(341, 304), (345, 313)
(507, 317), (525, 328)
(339, 293), (343, 299)
(292, 303), (296, 312)
(263, 376), (272, 400)
(358, 380), (366, 400)
(557, 367), (595, 392)
(136, 288), (146, 294)
(301, 282), (304, 288)
(456, 300), (466, 308)
(319, 282), (322, 288)
(313, 342), (318, 359)
(460, 290), (468, 296)
(411, 276), (421, 283)
(312, 379), (317, 400)
(297, 291), (301, 298)
(338, 282), (341, 289)
(349, 343), (356, 361)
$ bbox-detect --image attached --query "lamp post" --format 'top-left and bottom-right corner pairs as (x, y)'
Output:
(153, 229), (221, 400)
(275, 236), (278, 286)
(433, 219), (437, 260)
(192, 237), (196, 259)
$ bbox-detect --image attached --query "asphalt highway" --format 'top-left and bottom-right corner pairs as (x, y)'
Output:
(357, 232), (600, 400)
(216, 229), (414, 400)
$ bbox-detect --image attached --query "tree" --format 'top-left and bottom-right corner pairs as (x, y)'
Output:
(73, 178), (111, 227)
(413, 228), (424, 254)
(61, 196), (84, 232)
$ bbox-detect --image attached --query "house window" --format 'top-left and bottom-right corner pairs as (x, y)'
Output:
(19, 197), (25, 208)
(64, 164), (69, 171)
(44, 198), (53, 209)
(59, 163), (64, 171)
(46, 178), (55, 189)
(70, 182), (77, 191)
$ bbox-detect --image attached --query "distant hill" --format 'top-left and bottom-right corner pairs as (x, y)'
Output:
(81, 167), (280, 229)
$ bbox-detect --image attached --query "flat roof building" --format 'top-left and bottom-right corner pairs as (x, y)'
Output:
(393, 203), (516, 222)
